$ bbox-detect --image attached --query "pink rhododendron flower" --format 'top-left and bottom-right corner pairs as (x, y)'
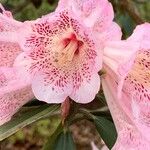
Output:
(122, 23), (150, 142)
(14, 0), (121, 104)
(102, 23), (150, 149)
(0, 5), (34, 125)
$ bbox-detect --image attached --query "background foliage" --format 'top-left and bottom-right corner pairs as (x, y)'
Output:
(0, 0), (150, 150)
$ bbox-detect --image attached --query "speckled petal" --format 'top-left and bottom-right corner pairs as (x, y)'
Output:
(0, 85), (33, 125)
(102, 70), (150, 150)
(70, 74), (100, 103)
(31, 71), (71, 103)
(0, 41), (21, 67)
(0, 67), (34, 125)
(113, 126), (150, 150)
(123, 23), (150, 141)
(57, 0), (114, 29)
(0, 4), (22, 67)
(16, 9), (101, 104)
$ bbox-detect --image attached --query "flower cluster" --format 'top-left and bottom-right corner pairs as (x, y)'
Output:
(0, 0), (149, 149)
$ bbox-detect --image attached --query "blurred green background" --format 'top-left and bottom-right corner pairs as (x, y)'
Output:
(0, 0), (150, 149)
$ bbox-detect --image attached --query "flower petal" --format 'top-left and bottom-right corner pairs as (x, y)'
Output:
(32, 71), (72, 103)
(128, 23), (150, 49)
(113, 126), (150, 150)
(0, 41), (21, 67)
(92, 0), (114, 32)
(14, 52), (33, 83)
(0, 67), (34, 125)
(0, 85), (33, 126)
(70, 74), (100, 103)
(0, 31), (19, 43)
(57, 0), (114, 29)
(95, 22), (122, 46)
(123, 49), (150, 122)
(91, 142), (99, 150)
(102, 71), (150, 150)
(0, 4), (22, 67)
(102, 70), (131, 131)
(0, 4), (22, 32)
(103, 40), (139, 97)
(16, 21), (38, 51)
(123, 23), (150, 141)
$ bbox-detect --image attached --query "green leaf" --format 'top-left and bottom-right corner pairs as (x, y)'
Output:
(44, 126), (76, 150)
(0, 104), (59, 141)
(53, 131), (76, 150)
(94, 116), (117, 149)
(43, 122), (63, 150)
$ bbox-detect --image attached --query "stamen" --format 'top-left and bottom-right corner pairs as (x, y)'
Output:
(63, 40), (77, 55)
(58, 40), (78, 65)
(54, 33), (83, 66)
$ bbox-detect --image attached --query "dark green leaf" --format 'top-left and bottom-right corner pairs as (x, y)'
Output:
(44, 126), (76, 150)
(94, 116), (117, 149)
(53, 131), (76, 150)
(117, 14), (136, 38)
(0, 104), (59, 141)
(43, 122), (63, 150)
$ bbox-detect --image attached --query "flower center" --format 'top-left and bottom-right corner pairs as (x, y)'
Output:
(54, 33), (83, 66)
